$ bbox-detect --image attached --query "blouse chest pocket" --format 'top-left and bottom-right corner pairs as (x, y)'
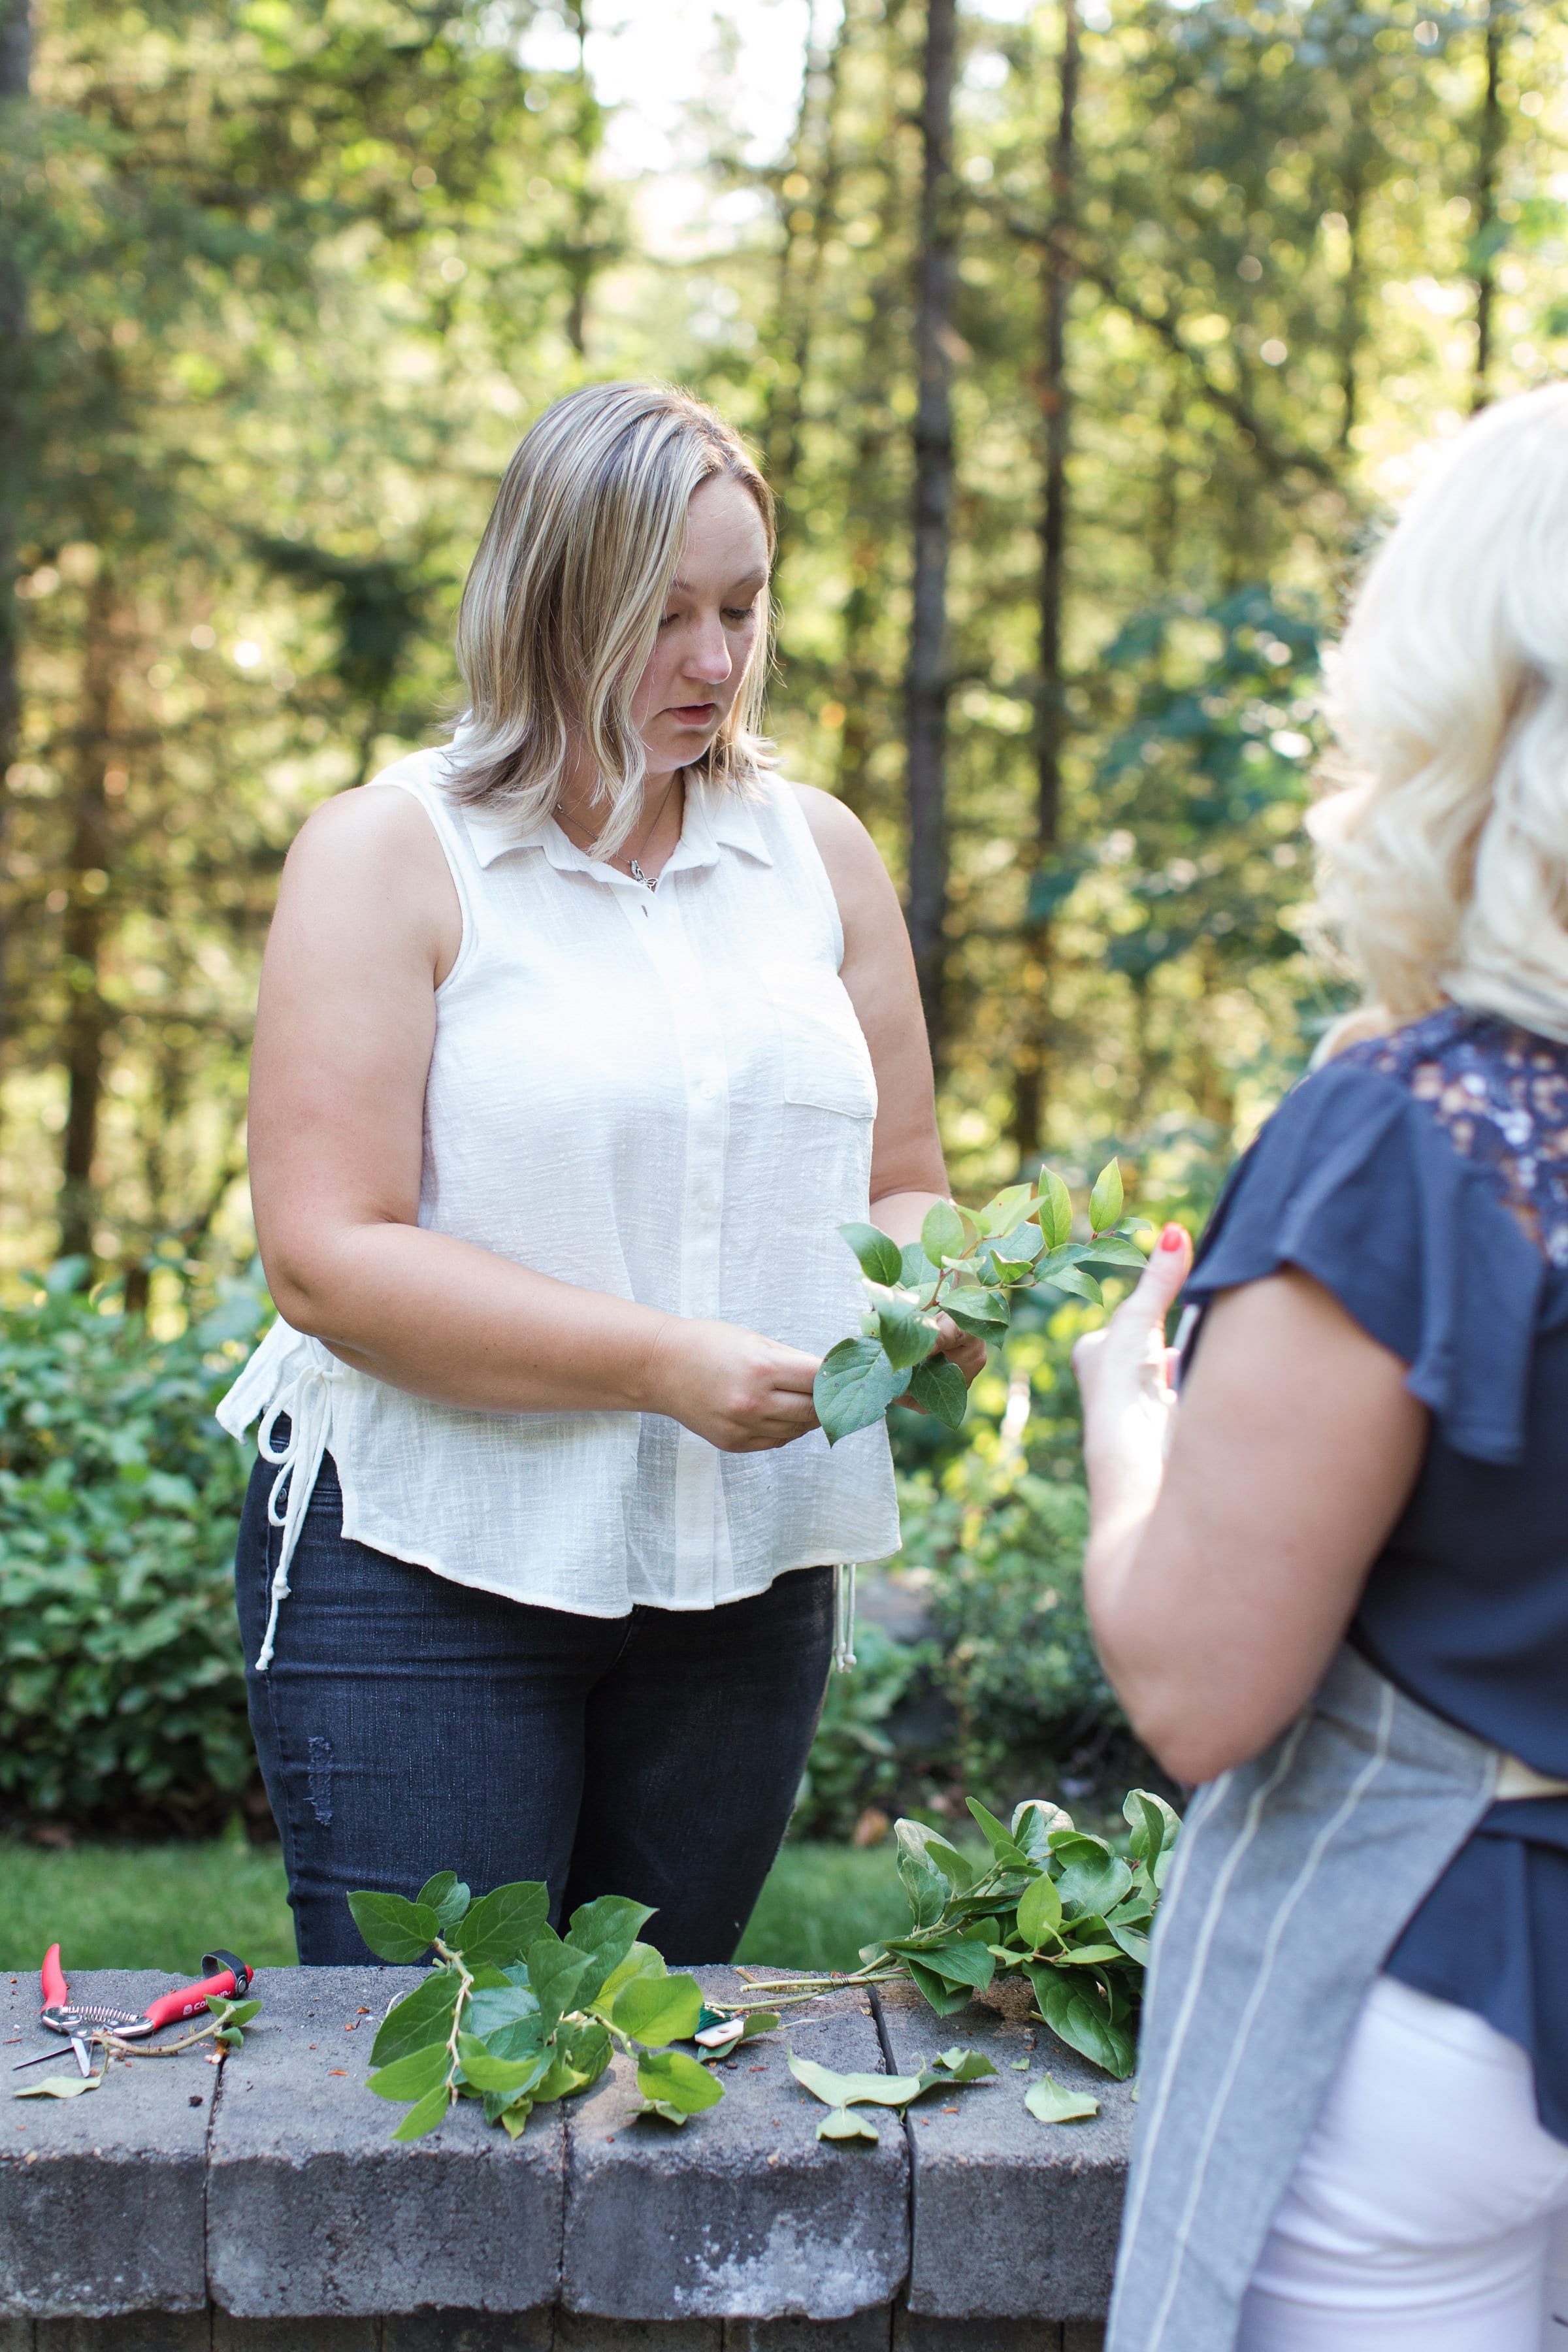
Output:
(758, 962), (878, 1124)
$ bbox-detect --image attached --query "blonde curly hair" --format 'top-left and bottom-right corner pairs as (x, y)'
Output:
(1313, 383), (1568, 1052)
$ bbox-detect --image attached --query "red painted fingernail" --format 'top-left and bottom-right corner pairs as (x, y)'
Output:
(1160, 1222), (1186, 1252)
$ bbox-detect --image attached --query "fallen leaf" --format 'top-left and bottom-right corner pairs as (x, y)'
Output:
(1024, 2073), (1100, 2125)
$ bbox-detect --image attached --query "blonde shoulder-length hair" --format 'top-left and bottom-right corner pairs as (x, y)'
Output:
(447, 380), (776, 857)
(1313, 382), (1568, 1054)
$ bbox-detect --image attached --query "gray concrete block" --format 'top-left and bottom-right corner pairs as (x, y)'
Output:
(725, 2313), (892, 2350)
(894, 2317), (1063, 2351)
(1, 1970), (210, 2318)
(874, 1984), (1130, 2321)
(1062, 2328), (1104, 2351)
(35, 2325), (208, 2352)
(212, 2321), (375, 2351)
(563, 1972), (908, 2323)
(384, 2313), (554, 2350)
(0, 2323), (27, 2352)
(555, 2324), (720, 2352)
(206, 1968), (563, 2319)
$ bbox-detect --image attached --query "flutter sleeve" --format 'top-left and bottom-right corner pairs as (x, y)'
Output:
(1183, 1059), (1546, 1464)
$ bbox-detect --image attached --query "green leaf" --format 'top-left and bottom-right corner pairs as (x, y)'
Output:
(939, 1286), (1009, 1340)
(1124, 1788), (1181, 1880)
(500, 2101), (533, 2138)
(895, 1819), (970, 1927)
(1039, 1263), (1102, 1305)
(525, 1933), (592, 2033)
(416, 1872), (472, 1932)
(371, 1970), (462, 2068)
(14, 2072), (101, 2099)
(788, 2053), (932, 2109)
(838, 1222), (904, 1285)
(921, 1200), (966, 1263)
(391, 2083), (451, 2141)
(456, 2032), (552, 2095)
(738, 2010), (781, 2042)
(347, 1891), (441, 1965)
(875, 1293), (939, 1371)
(565, 1895), (657, 2006)
(367, 2042), (453, 2102)
(1081, 1233), (1149, 1270)
(906, 1354), (968, 1429)
(1028, 1967), (1137, 2079)
(1037, 1169), (1073, 1250)
(813, 1336), (912, 1445)
(932, 2047), (997, 2082)
(1053, 1838), (1134, 1920)
(458, 1880), (550, 1968)
(612, 1969), (704, 2048)
(1016, 1874), (1063, 1947)
(559, 2019), (613, 2092)
(918, 1938), (994, 1995)
(816, 2104), (881, 2141)
(977, 1183), (1036, 1236)
(1056, 1942), (1125, 1966)
(636, 2047), (724, 2118)
(966, 1796), (1032, 1869)
(1089, 1160), (1124, 1235)
(1025, 2073), (1100, 2125)
(1011, 1799), (1074, 1860)
(1107, 1921), (1151, 1966)
(466, 1981), (540, 2045)
(904, 1957), (973, 2016)
(899, 1243), (939, 1290)
(594, 1942), (666, 2013)
(206, 1997), (260, 2029)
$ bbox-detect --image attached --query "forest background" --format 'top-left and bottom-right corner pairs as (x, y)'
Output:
(1, 0), (1565, 1852)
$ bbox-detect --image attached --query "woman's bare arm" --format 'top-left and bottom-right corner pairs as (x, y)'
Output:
(246, 787), (820, 1451)
(1074, 1239), (1429, 1784)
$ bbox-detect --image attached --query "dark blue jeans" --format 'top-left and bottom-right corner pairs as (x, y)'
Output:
(235, 1447), (835, 1965)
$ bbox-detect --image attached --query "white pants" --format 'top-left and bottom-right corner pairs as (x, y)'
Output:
(1237, 1974), (1568, 2352)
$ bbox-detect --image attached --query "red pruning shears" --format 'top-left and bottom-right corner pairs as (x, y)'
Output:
(12, 1944), (252, 2078)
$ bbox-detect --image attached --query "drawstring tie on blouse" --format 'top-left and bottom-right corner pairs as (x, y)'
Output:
(253, 1365), (333, 1673)
(832, 1561), (858, 1673)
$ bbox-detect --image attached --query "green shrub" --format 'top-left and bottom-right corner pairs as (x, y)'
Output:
(0, 1264), (268, 1831)
(902, 1443), (1119, 1796)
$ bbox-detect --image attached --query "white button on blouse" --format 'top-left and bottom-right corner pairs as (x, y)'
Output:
(219, 747), (900, 1666)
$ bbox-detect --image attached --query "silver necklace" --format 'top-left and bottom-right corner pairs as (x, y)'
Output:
(558, 775), (680, 891)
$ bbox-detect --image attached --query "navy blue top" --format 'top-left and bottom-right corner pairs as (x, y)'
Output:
(1183, 1007), (1568, 2140)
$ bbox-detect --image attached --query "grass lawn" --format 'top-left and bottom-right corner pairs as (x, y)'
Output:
(0, 1835), (909, 1978)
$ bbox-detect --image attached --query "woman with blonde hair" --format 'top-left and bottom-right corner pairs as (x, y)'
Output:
(219, 382), (981, 1962)
(1076, 382), (1568, 2350)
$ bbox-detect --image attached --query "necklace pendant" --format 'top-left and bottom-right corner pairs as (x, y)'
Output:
(630, 859), (653, 891)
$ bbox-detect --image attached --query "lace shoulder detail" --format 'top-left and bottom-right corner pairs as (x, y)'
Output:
(1341, 1008), (1568, 1269)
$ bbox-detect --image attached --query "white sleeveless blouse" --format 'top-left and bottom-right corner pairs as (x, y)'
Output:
(218, 748), (900, 1664)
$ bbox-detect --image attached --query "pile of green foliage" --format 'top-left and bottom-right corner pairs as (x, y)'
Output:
(0, 1265), (266, 1831)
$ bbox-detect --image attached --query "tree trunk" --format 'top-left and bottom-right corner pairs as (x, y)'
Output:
(904, 0), (957, 1058)
(0, 0), (33, 1066)
(1011, 0), (1079, 1164)
(1471, 1), (1505, 414)
(563, 1), (595, 357)
(57, 572), (119, 1264)
(764, 0), (850, 567)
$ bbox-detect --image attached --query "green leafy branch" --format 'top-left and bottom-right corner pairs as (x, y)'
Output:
(814, 1162), (1148, 1445)
(743, 1787), (1180, 2084)
(350, 1873), (779, 2142)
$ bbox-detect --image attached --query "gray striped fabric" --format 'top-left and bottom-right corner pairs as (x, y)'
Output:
(1107, 1645), (1500, 2352)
